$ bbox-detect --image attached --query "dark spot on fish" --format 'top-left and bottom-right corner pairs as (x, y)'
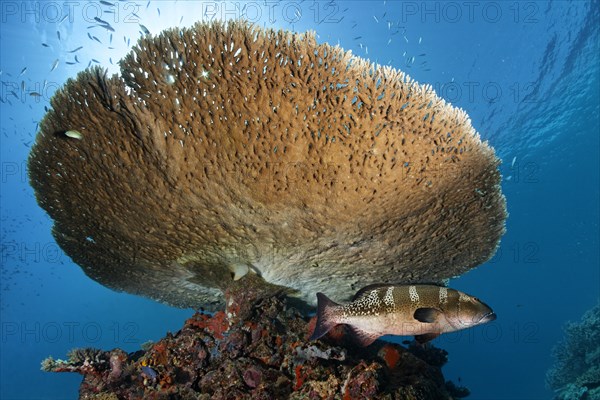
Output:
(413, 308), (441, 323)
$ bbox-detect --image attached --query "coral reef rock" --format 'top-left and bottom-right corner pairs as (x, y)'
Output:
(28, 20), (506, 311)
(547, 302), (600, 400)
(43, 287), (470, 399)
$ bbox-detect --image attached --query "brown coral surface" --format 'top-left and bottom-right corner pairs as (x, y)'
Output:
(28, 20), (506, 310)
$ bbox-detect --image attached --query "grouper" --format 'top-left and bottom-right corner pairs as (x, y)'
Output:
(310, 284), (496, 346)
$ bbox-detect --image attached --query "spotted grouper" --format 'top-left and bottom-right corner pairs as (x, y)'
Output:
(310, 284), (496, 346)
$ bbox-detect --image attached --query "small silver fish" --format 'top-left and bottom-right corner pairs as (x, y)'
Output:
(68, 46), (83, 53)
(19, 67), (27, 76)
(100, 24), (115, 32)
(50, 59), (59, 72)
(139, 24), (150, 35)
(65, 130), (83, 139)
(310, 284), (496, 346)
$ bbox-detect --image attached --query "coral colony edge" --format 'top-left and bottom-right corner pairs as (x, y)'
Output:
(30, 21), (506, 398)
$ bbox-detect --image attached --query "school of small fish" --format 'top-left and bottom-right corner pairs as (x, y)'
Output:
(5, 3), (431, 166)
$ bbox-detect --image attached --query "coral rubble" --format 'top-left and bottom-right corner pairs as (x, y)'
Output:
(547, 302), (600, 400)
(43, 284), (469, 399)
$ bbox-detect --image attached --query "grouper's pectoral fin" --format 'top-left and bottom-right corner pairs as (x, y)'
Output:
(414, 332), (440, 344)
(347, 325), (379, 346)
(413, 308), (442, 323)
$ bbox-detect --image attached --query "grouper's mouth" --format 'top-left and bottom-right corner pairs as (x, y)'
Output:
(479, 312), (497, 323)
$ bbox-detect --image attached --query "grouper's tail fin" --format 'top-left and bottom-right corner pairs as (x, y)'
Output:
(310, 292), (340, 341)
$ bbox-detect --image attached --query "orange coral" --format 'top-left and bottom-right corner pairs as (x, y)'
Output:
(379, 344), (401, 369)
(185, 311), (230, 339)
(294, 365), (305, 391)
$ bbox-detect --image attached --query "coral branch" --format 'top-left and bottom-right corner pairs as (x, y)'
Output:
(547, 303), (600, 400)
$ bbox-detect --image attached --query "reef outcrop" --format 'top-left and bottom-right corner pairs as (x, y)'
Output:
(43, 280), (470, 399)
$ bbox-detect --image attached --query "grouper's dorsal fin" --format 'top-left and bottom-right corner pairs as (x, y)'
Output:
(352, 282), (447, 301)
(352, 284), (391, 301)
(414, 281), (447, 287)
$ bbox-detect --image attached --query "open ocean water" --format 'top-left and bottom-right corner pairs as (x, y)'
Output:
(1, 1), (598, 399)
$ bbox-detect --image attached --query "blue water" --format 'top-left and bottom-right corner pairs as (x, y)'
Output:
(1, 1), (598, 398)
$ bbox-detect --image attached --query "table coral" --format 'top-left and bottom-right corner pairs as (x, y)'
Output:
(28, 20), (506, 311)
